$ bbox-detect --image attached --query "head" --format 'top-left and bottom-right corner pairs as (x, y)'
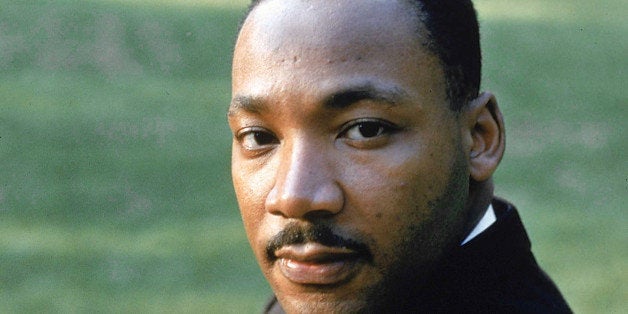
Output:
(228, 0), (505, 312)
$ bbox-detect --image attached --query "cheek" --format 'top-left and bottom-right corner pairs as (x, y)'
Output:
(341, 140), (456, 214)
(232, 165), (281, 274)
(232, 158), (273, 241)
(337, 135), (463, 255)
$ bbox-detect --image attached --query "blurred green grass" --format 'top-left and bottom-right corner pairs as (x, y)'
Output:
(0, 0), (625, 312)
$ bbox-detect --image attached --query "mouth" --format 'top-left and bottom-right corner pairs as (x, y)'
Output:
(274, 243), (364, 285)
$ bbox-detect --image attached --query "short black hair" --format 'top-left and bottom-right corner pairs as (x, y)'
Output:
(238, 0), (481, 111)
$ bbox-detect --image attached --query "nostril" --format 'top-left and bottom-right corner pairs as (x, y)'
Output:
(303, 210), (336, 220)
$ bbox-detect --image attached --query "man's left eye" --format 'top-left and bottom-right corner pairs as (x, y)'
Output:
(342, 120), (396, 141)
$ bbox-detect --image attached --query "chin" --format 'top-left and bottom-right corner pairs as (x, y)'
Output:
(280, 296), (368, 314)
(274, 281), (388, 314)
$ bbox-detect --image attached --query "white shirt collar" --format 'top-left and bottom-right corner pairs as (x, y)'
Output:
(460, 204), (496, 246)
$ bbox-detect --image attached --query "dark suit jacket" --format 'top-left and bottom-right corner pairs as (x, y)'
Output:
(264, 198), (571, 313)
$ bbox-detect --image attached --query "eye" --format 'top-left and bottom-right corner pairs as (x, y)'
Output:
(342, 120), (396, 141)
(238, 129), (278, 151)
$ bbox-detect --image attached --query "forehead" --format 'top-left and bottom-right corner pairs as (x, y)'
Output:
(232, 0), (443, 105)
(243, 0), (419, 49)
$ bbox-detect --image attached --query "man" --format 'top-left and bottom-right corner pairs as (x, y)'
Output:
(228, 0), (571, 312)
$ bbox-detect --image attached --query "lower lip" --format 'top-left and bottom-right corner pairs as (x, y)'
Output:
(278, 257), (361, 285)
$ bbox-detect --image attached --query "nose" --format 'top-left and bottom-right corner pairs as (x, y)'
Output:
(265, 139), (344, 219)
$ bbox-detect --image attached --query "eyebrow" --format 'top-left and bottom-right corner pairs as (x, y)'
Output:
(323, 83), (406, 109)
(228, 82), (407, 116)
(229, 95), (264, 116)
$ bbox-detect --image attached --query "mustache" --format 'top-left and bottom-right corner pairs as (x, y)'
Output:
(265, 223), (372, 261)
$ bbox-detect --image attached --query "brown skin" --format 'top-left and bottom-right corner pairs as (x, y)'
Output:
(228, 0), (505, 312)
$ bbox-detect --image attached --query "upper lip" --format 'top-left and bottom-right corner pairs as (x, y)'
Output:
(274, 243), (361, 263)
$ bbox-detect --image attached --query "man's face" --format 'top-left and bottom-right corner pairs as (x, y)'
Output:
(229, 0), (472, 312)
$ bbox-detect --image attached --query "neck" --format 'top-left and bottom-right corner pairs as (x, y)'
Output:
(462, 178), (494, 240)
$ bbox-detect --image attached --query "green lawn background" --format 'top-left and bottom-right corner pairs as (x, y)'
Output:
(0, 0), (625, 312)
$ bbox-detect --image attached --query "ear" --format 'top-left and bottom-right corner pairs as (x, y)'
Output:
(463, 92), (505, 182)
